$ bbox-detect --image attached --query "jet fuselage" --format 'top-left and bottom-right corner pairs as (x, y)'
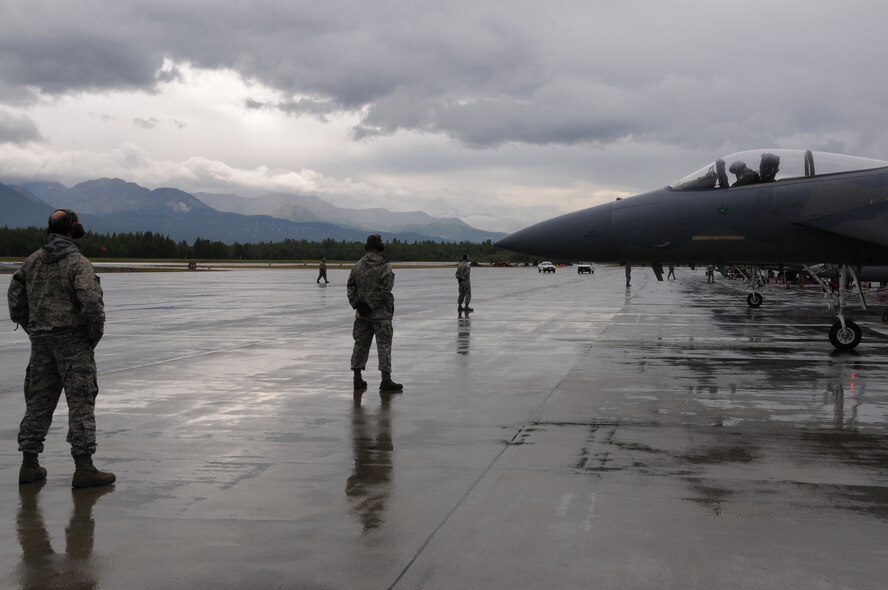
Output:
(499, 162), (888, 266)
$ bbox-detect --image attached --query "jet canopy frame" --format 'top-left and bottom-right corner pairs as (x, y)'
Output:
(669, 149), (888, 191)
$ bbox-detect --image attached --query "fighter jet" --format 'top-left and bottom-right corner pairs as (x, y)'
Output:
(497, 149), (888, 349)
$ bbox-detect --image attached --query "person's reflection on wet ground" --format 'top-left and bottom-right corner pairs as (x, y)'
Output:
(457, 315), (471, 356)
(346, 393), (394, 531)
(826, 360), (865, 429)
(17, 482), (114, 589)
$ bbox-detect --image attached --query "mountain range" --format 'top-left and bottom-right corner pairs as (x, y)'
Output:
(195, 192), (499, 243)
(1, 183), (55, 228)
(0, 178), (506, 244)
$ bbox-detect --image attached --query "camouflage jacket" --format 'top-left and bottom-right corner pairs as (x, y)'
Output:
(347, 251), (394, 320)
(455, 260), (471, 282)
(7, 234), (105, 345)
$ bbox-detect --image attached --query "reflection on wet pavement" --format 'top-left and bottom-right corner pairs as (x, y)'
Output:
(347, 394), (394, 531)
(456, 316), (471, 356)
(16, 482), (114, 589)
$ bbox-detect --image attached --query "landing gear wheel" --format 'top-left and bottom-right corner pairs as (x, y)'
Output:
(829, 320), (862, 350)
(747, 293), (763, 308)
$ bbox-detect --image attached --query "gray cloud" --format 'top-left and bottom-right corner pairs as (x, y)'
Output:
(133, 117), (160, 129)
(244, 98), (265, 111)
(0, 108), (42, 144)
(155, 62), (184, 84)
(0, 11), (162, 98)
(1, 0), (887, 156)
(244, 96), (337, 120)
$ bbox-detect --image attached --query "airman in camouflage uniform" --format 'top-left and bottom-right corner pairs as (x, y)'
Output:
(455, 253), (473, 313)
(317, 257), (329, 283)
(348, 235), (403, 392)
(8, 209), (116, 488)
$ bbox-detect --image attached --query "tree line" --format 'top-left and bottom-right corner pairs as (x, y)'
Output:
(0, 226), (534, 263)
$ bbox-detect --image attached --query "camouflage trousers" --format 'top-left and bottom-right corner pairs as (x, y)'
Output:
(351, 318), (393, 373)
(18, 331), (99, 456)
(458, 282), (472, 307)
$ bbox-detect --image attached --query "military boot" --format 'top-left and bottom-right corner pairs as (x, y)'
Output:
(353, 369), (367, 391)
(379, 371), (403, 393)
(72, 455), (116, 489)
(19, 452), (47, 484)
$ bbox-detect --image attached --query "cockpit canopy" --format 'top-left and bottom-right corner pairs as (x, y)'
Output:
(669, 149), (888, 191)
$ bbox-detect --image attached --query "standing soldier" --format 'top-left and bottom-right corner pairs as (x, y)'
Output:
(317, 257), (329, 284)
(456, 253), (473, 314)
(347, 235), (403, 393)
(8, 209), (116, 488)
(625, 264), (632, 287)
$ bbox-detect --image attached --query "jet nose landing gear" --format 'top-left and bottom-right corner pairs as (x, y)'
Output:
(735, 265), (765, 308)
(829, 319), (862, 350)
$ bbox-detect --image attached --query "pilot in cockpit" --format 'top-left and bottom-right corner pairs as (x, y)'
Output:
(728, 160), (760, 187)
(759, 152), (780, 182)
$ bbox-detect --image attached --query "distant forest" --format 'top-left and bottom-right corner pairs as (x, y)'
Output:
(0, 226), (534, 263)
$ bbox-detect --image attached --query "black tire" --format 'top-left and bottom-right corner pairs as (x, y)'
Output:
(829, 320), (862, 350)
(746, 293), (763, 308)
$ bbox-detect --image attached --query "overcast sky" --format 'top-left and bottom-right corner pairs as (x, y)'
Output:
(1, 0), (887, 232)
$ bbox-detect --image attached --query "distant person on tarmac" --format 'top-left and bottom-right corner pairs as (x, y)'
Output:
(667, 265), (676, 280)
(625, 264), (631, 287)
(707, 265), (715, 283)
(456, 253), (473, 314)
(8, 209), (116, 489)
(317, 257), (329, 283)
(347, 235), (403, 393)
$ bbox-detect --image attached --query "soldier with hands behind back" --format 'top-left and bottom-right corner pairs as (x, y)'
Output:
(347, 235), (403, 393)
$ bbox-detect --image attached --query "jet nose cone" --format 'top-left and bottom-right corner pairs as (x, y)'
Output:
(496, 224), (553, 254)
(497, 203), (615, 261)
(494, 231), (524, 252)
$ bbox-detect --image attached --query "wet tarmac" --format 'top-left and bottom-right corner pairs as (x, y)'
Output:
(2, 266), (888, 589)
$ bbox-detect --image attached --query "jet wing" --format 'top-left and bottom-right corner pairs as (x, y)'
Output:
(794, 200), (888, 248)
